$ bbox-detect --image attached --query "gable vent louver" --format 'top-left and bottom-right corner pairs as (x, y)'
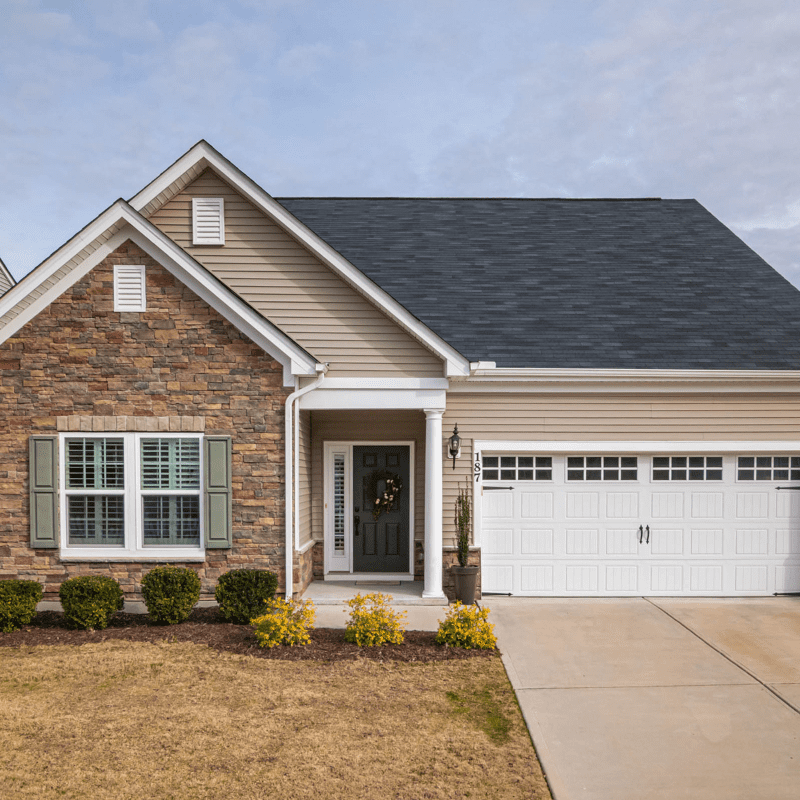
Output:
(192, 197), (225, 245)
(113, 264), (146, 312)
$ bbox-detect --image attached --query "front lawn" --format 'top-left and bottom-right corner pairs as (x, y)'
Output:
(0, 636), (551, 799)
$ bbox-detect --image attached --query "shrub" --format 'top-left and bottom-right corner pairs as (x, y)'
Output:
(0, 579), (43, 633)
(344, 592), (406, 647)
(59, 576), (124, 631)
(435, 602), (497, 650)
(251, 598), (316, 648)
(214, 569), (279, 624)
(141, 566), (201, 625)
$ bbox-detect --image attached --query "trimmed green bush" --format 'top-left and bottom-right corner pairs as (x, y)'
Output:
(59, 576), (124, 630)
(141, 566), (201, 625)
(214, 569), (279, 624)
(0, 579), (43, 632)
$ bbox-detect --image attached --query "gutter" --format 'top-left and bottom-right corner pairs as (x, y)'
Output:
(285, 365), (327, 599)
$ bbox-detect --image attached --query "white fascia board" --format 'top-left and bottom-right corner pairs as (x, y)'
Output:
(454, 367), (800, 393)
(0, 200), (132, 323)
(0, 200), (321, 386)
(313, 377), (449, 390)
(474, 439), (800, 454)
(129, 142), (470, 377)
(300, 387), (446, 410)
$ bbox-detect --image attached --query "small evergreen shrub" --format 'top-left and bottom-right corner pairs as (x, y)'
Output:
(0, 579), (43, 632)
(252, 598), (316, 648)
(59, 576), (124, 630)
(141, 566), (201, 625)
(214, 569), (279, 624)
(435, 602), (497, 650)
(344, 592), (406, 647)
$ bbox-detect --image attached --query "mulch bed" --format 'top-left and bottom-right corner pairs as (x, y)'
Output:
(0, 608), (496, 663)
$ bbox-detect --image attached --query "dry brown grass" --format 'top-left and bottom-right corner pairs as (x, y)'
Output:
(0, 641), (550, 800)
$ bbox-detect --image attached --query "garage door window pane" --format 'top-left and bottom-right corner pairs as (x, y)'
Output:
(655, 456), (723, 481)
(482, 455), (552, 481)
(567, 456), (638, 481)
(737, 455), (800, 481)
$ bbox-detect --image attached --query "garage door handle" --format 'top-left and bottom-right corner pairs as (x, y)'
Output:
(776, 486), (800, 490)
(483, 486), (514, 490)
(645, 525), (650, 544)
(638, 525), (643, 543)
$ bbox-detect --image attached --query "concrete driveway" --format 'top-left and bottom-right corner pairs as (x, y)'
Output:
(489, 597), (800, 800)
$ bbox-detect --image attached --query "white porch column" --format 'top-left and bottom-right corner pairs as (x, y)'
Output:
(423, 408), (446, 599)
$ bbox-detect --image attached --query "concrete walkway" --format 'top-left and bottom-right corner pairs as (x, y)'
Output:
(489, 596), (800, 800)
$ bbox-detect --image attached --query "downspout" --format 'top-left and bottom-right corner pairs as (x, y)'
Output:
(285, 366), (326, 599)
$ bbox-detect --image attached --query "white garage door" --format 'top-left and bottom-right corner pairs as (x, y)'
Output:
(479, 452), (800, 596)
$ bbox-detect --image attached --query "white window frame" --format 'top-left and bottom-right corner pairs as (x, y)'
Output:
(59, 432), (205, 561)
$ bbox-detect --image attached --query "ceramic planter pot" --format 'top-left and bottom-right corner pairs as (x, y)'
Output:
(452, 565), (480, 605)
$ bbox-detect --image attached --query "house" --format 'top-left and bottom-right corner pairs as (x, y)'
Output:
(2, 140), (800, 605)
(0, 256), (15, 296)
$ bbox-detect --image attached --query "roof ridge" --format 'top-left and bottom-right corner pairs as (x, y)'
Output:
(275, 196), (666, 202)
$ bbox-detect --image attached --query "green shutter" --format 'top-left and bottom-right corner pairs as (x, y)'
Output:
(204, 436), (232, 549)
(30, 436), (59, 548)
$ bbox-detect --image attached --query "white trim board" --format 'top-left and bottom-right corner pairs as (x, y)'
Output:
(129, 141), (470, 377)
(474, 440), (800, 454)
(301, 388), (446, 410)
(0, 200), (321, 386)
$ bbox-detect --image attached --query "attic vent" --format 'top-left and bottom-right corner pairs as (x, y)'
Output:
(113, 265), (146, 312)
(192, 197), (225, 245)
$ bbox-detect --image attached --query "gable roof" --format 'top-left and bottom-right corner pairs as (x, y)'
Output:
(275, 197), (800, 370)
(0, 256), (15, 295)
(0, 200), (320, 386)
(129, 141), (470, 377)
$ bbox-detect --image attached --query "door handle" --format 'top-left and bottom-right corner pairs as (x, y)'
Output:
(645, 525), (650, 544)
(638, 525), (643, 544)
(354, 515), (360, 536)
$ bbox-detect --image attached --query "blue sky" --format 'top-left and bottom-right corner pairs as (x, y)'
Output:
(2, 0), (799, 286)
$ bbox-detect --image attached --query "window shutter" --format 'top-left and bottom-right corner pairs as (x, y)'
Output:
(30, 436), (59, 548)
(204, 436), (232, 549)
(113, 265), (146, 311)
(192, 197), (225, 245)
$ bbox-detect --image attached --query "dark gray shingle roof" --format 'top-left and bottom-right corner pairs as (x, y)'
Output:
(275, 197), (800, 369)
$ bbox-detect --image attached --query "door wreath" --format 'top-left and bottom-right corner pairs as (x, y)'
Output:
(368, 469), (404, 520)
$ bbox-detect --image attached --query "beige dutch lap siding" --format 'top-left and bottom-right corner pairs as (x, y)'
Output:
(148, 170), (445, 378)
(0, 241), (291, 601)
(310, 410), (427, 547)
(441, 391), (800, 543)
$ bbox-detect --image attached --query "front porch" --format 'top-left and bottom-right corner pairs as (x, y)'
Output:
(287, 383), (452, 600)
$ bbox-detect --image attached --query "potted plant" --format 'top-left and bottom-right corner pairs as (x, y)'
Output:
(452, 483), (479, 604)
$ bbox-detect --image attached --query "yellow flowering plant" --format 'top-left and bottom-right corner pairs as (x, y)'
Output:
(344, 592), (406, 646)
(435, 601), (497, 649)
(251, 597), (316, 648)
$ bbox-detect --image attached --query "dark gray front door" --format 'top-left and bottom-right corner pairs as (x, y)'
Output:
(353, 445), (410, 573)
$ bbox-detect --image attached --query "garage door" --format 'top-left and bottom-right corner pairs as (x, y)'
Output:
(479, 452), (800, 596)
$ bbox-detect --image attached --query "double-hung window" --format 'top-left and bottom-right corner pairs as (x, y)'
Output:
(61, 433), (204, 559)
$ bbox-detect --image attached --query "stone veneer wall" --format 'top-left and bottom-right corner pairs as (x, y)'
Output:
(0, 241), (290, 603)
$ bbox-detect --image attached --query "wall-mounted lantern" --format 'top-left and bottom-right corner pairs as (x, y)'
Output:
(448, 424), (461, 470)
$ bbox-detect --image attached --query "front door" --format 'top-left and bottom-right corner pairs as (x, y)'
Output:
(353, 445), (410, 572)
